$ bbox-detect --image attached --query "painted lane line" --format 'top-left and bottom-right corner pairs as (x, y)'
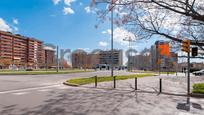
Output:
(12, 92), (29, 95)
(0, 84), (62, 94)
(57, 86), (70, 89)
(38, 89), (52, 92)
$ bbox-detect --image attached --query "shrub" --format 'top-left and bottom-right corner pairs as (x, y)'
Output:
(26, 69), (33, 71)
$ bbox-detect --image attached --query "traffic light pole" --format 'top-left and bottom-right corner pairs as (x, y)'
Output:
(187, 51), (190, 95)
(182, 40), (191, 95)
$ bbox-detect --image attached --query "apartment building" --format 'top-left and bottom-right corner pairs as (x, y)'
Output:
(71, 49), (87, 69)
(150, 40), (178, 71)
(0, 31), (44, 69)
(42, 45), (56, 68)
(71, 49), (123, 69)
(98, 49), (123, 66)
(71, 49), (100, 69)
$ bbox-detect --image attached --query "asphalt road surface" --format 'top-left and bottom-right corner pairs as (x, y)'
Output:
(0, 70), (135, 92)
(0, 71), (204, 115)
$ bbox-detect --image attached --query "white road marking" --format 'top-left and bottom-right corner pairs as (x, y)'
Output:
(12, 92), (29, 95)
(57, 86), (70, 89)
(38, 89), (52, 92)
(0, 84), (62, 94)
(177, 112), (191, 115)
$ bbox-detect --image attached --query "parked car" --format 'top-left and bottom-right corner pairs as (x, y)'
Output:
(192, 69), (204, 76)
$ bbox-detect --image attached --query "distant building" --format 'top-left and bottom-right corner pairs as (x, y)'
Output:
(150, 40), (178, 71)
(131, 53), (151, 70)
(98, 49), (123, 67)
(71, 49), (87, 69)
(0, 30), (44, 69)
(71, 49), (123, 69)
(42, 45), (56, 68)
(71, 49), (100, 69)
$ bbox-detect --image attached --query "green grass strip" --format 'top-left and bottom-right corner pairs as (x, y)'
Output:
(0, 70), (94, 75)
(193, 83), (204, 94)
(67, 73), (155, 85)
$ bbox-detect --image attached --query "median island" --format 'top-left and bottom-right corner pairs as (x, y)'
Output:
(64, 73), (156, 86)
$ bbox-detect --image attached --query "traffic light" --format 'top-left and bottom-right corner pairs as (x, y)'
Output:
(192, 47), (198, 56)
(182, 40), (190, 53)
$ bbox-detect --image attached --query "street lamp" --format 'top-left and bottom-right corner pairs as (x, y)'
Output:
(111, 4), (114, 77)
(123, 36), (136, 71)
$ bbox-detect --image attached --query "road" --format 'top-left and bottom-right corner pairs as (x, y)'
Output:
(0, 71), (204, 115)
(0, 70), (135, 92)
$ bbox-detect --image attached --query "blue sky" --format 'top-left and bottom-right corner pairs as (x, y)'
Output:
(0, 0), (162, 54)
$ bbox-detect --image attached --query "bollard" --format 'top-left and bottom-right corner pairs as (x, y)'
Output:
(113, 76), (116, 88)
(159, 78), (162, 93)
(135, 77), (137, 90)
(95, 76), (97, 88)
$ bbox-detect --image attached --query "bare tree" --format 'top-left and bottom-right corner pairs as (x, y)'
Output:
(91, 0), (204, 47)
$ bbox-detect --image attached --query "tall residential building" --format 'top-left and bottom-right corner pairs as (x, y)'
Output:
(42, 45), (56, 68)
(131, 53), (151, 70)
(0, 31), (43, 69)
(71, 49), (123, 69)
(71, 49), (100, 69)
(71, 49), (87, 69)
(150, 40), (178, 71)
(99, 49), (123, 66)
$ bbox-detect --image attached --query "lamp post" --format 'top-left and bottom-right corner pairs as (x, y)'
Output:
(56, 45), (59, 72)
(109, 0), (119, 78)
(123, 36), (136, 71)
(111, 4), (114, 77)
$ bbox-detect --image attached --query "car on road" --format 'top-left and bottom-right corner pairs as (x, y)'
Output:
(192, 69), (204, 76)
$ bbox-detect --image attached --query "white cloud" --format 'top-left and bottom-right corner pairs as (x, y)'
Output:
(99, 41), (108, 47)
(52, 0), (61, 5)
(78, 48), (91, 53)
(114, 27), (136, 46)
(85, 6), (91, 13)
(102, 27), (136, 46)
(63, 7), (74, 15)
(102, 31), (107, 34)
(0, 18), (12, 32)
(13, 26), (18, 31)
(84, 6), (98, 14)
(79, 2), (83, 6)
(64, 0), (75, 6)
(13, 19), (18, 25)
(102, 29), (111, 34)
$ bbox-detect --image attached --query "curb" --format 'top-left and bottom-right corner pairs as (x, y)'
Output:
(63, 82), (79, 87)
(190, 93), (204, 98)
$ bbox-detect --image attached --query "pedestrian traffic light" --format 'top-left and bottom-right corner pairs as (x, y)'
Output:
(192, 47), (198, 56)
(182, 40), (190, 53)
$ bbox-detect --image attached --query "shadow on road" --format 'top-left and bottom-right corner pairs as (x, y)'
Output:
(0, 86), (203, 115)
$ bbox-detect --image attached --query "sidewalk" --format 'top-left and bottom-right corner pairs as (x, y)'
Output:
(83, 74), (193, 94)
(80, 75), (204, 115)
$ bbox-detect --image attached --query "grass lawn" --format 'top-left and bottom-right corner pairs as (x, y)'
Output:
(66, 73), (156, 86)
(192, 83), (204, 94)
(132, 70), (175, 75)
(159, 72), (176, 74)
(0, 69), (94, 75)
